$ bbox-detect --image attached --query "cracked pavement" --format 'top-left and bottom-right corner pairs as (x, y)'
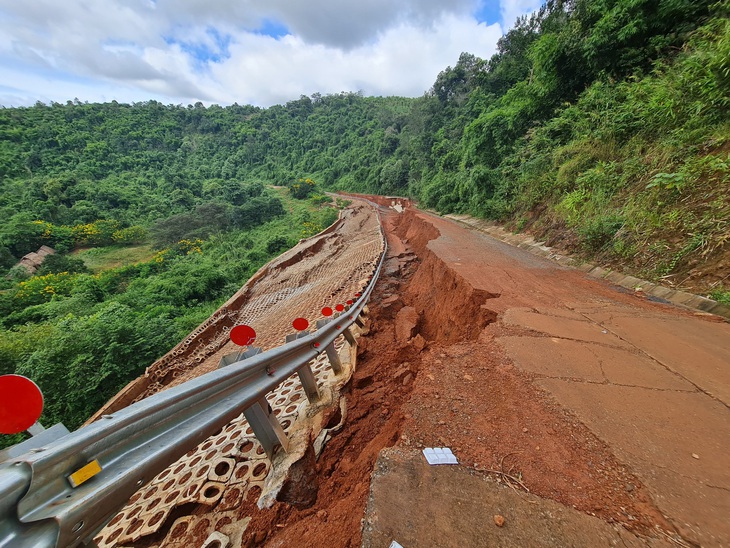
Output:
(409, 208), (730, 546)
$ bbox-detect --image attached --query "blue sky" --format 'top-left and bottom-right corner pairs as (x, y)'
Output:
(0, 0), (543, 108)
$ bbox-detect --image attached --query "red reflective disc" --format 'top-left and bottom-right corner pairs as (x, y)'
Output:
(346, 299), (354, 305)
(0, 375), (44, 434)
(335, 304), (345, 312)
(292, 318), (309, 331)
(355, 293), (362, 297)
(321, 307), (333, 317)
(230, 325), (256, 346)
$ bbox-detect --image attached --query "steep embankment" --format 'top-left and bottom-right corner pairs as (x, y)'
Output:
(239, 204), (675, 547)
(91, 201), (384, 547)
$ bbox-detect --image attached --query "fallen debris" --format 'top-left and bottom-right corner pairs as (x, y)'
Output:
(422, 447), (458, 465)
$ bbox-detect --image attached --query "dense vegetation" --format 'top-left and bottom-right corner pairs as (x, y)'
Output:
(403, 0), (729, 296)
(0, 178), (337, 448)
(1, 0), (728, 445)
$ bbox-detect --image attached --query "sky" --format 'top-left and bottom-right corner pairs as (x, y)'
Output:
(0, 0), (543, 108)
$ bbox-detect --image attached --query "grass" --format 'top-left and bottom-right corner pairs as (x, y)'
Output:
(73, 244), (156, 273)
(709, 288), (730, 305)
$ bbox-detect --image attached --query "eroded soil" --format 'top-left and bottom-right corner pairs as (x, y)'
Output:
(106, 196), (728, 547)
(234, 201), (682, 547)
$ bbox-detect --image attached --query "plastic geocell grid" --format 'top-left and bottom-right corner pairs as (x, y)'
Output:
(95, 344), (341, 547)
(94, 202), (383, 546)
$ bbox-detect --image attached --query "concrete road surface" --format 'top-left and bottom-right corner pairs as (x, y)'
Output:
(365, 205), (729, 548)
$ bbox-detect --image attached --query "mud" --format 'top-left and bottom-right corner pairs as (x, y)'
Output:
(100, 196), (725, 546)
(235, 203), (677, 547)
(394, 211), (498, 344)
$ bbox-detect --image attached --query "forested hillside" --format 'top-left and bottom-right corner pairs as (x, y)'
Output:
(1, 0), (728, 445)
(384, 0), (728, 300)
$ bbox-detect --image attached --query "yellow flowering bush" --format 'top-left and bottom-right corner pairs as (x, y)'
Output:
(176, 239), (204, 255)
(301, 221), (323, 237)
(31, 219), (127, 249)
(112, 226), (148, 245)
(14, 272), (75, 305)
(289, 177), (317, 199)
(71, 220), (120, 247)
(32, 220), (54, 239)
(151, 239), (203, 265)
(31, 220), (74, 251)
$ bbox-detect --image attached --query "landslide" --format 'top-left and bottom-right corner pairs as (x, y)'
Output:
(238, 206), (672, 547)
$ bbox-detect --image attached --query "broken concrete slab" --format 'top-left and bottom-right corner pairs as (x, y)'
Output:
(500, 335), (694, 391)
(502, 309), (631, 349)
(498, 336), (606, 382)
(584, 314), (730, 406)
(535, 379), (730, 547)
(363, 448), (665, 548)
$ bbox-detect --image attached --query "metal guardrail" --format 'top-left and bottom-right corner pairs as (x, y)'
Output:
(0, 217), (387, 548)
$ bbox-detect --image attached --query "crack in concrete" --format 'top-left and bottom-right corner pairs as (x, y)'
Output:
(507, 330), (637, 351)
(585, 343), (610, 384)
(578, 313), (730, 412)
(633, 458), (725, 489)
(537, 375), (698, 393)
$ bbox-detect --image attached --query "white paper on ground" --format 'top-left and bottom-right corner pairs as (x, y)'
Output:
(389, 541), (404, 548)
(422, 447), (458, 465)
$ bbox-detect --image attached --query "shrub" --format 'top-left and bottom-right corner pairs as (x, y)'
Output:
(36, 254), (90, 276)
(112, 226), (148, 245)
(579, 215), (624, 252)
(288, 178), (317, 199)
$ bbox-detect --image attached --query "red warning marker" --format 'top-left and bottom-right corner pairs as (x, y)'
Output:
(355, 292), (362, 297)
(321, 307), (334, 317)
(335, 304), (345, 312)
(292, 318), (309, 331)
(230, 325), (256, 346)
(346, 299), (354, 305)
(0, 375), (44, 434)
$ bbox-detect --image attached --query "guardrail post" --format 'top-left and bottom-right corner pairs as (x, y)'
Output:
(342, 326), (357, 347)
(297, 364), (320, 403)
(0, 216), (387, 548)
(243, 398), (289, 460)
(324, 342), (342, 374)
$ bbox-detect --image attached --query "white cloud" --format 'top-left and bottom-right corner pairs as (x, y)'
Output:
(499, 0), (543, 28)
(0, 0), (505, 107)
(211, 14), (501, 106)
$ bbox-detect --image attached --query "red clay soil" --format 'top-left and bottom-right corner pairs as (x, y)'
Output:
(232, 203), (675, 547)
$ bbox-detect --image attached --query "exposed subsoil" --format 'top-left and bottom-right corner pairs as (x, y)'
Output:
(232, 201), (674, 547)
(95, 200), (385, 548)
